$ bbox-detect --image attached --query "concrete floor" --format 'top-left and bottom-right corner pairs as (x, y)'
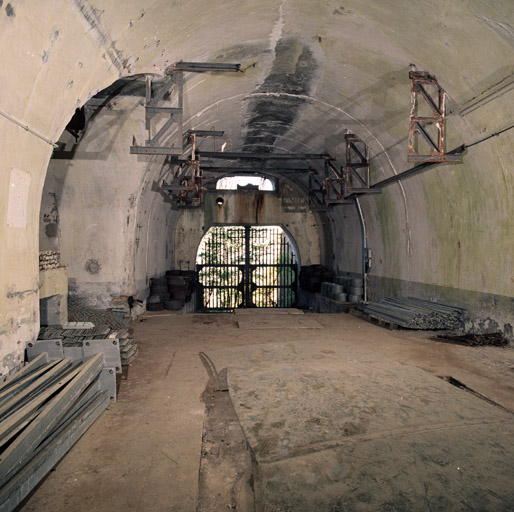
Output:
(20, 311), (514, 511)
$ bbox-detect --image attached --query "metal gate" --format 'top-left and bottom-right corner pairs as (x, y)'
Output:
(196, 225), (298, 311)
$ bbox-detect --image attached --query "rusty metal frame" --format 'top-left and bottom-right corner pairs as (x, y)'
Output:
(162, 153), (206, 209)
(315, 134), (379, 206)
(343, 134), (371, 196)
(408, 71), (462, 163)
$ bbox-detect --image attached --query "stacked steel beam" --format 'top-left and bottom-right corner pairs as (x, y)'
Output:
(38, 325), (137, 366)
(362, 297), (467, 330)
(0, 353), (109, 511)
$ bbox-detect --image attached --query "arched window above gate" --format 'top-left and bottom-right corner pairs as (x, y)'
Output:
(216, 175), (275, 191)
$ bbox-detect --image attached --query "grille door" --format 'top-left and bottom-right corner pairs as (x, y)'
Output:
(196, 225), (297, 311)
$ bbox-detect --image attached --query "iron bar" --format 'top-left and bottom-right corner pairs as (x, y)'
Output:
(130, 144), (183, 155)
(185, 130), (224, 137)
(167, 62), (241, 73)
(354, 198), (368, 303)
(201, 167), (312, 173)
(197, 151), (331, 160)
(0, 391), (108, 512)
(0, 359), (72, 418)
(0, 354), (48, 393)
(146, 107), (182, 115)
(371, 144), (466, 189)
(0, 353), (104, 482)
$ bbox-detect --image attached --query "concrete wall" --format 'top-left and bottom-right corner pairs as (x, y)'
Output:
(174, 185), (321, 268)
(41, 95), (176, 307)
(1, 0), (513, 376)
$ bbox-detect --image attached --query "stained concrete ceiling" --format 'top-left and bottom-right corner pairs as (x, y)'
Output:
(77, 0), (512, 168)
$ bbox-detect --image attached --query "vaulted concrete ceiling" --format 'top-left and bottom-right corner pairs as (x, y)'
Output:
(0, 0), (513, 374)
(67, 0), (514, 163)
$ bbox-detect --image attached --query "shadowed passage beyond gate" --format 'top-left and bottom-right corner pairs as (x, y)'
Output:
(196, 225), (298, 311)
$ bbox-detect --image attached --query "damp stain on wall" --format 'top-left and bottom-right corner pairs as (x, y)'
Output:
(85, 259), (101, 274)
(5, 3), (15, 17)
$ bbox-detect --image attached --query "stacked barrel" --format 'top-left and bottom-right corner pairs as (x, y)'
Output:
(147, 272), (194, 311)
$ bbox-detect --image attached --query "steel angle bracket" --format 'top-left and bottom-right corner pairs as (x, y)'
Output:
(131, 62), (239, 156)
(98, 368), (117, 402)
(26, 340), (64, 362)
(0, 390), (109, 512)
(408, 70), (462, 163)
(82, 339), (122, 374)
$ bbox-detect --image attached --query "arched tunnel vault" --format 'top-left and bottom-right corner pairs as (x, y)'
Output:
(1, 0), (514, 375)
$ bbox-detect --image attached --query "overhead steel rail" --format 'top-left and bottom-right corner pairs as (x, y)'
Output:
(371, 144), (466, 190)
(195, 151), (332, 160)
(199, 166), (313, 173)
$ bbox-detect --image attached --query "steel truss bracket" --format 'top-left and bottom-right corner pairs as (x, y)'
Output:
(315, 135), (379, 206)
(130, 62), (239, 156)
(162, 158), (209, 209)
(408, 70), (462, 163)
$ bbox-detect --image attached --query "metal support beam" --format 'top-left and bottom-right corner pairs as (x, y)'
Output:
(201, 166), (312, 173)
(0, 353), (104, 482)
(408, 70), (462, 163)
(165, 61), (241, 75)
(167, 62), (241, 73)
(184, 130), (224, 138)
(372, 144), (466, 189)
(197, 151), (331, 160)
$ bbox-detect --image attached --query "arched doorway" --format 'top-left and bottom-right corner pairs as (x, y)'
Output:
(196, 225), (299, 311)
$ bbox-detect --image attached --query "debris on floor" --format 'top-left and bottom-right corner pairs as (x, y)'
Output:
(361, 297), (467, 329)
(0, 352), (111, 511)
(432, 331), (508, 347)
